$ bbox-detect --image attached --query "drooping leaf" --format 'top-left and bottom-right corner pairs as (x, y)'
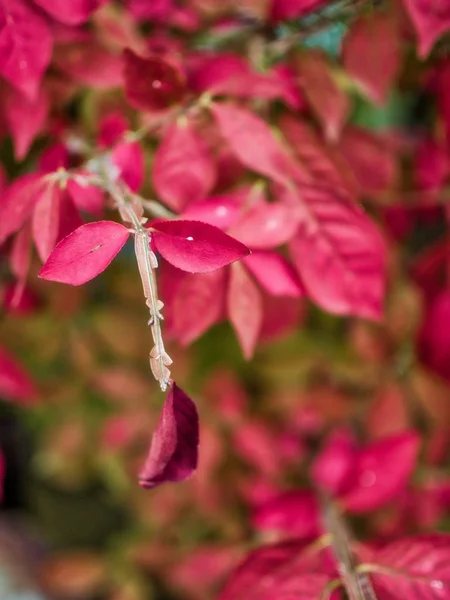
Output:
(39, 221), (130, 285)
(111, 140), (145, 192)
(289, 185), (386, 320)
(123, 48), (187, 111)
(32, 180), (62, 262)
(342, 12), (401, 105)
(212, 103), (303, 187)
(67, 176), (105, 217)
(152, 120), (216, 211)
(0, 174), (42, 244)
(295, 51), (349, 141)
(0, 344), (38, 403)
(365, 535), (450, 599)
(151, 220), (250, 273)
(244, 251), (304, 297)
(32, 0), (107, 25)
(171, 269), (227, 345)
(402, 0), (450, 57)
(342, 431), (420, 513)
(227, 262), (263, 359)
(0, 0), (52, 98)
(139, 383), (199, 488)
(252, 490), (321, 540)
(3, 84), (49, 160)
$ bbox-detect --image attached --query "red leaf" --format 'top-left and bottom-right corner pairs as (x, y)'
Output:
(32, 0), (106, 25)
(270, 0), (327, 21)
(212, 103), (303, 187)
(4, 84), (49, 160)
(98, 111), (129, 148)
(259, 295), (304, 342)
(252, 490), (321, 540)
(171, 269), (227, 345)
(244, 251), (304, 297)
(153, 120), (216, 211)
(123, 48), (187, 111)
(228, 201), (299, 249)
(296, 51), (349, 141)
(9, 222), (32, 288)
(54, 42), (123, 89)
(219, 540), (332, 600)
(0, 0), (52, 99)
(227, 262), (263, 359)
(191, 53), (302, 108)
(151, 220), (250, 273)
(342, 12), (400, 105)
(417, 290), (450, 382)
(0, 174), (42, 244)
(367, 535), (450, 599)
(39, 221), (130, 285)
(414, 138), (448, 193)
(0, 344), (38, 403)
(403, 0), (450, 57)
(289, 185), (386, 320)
(112, 140), (145, 192)
(139, 383), (199, 488)
(342, 431), (420, 513)
(32, 181), (62, 262)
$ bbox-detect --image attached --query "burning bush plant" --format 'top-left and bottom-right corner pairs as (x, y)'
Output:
(0, 0), (450, 598)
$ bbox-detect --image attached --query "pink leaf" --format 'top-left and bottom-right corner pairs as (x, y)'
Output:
(296, 51), (349, 141)
(367, 535), (450, 599)
(151, 220), (250, 273)
(182, 194), (243, 230)
(98, 111), (129, 147)
(414, 138), (448, 193)
(219, 540), (331, 600)
(228, 201), (299, 249)
(39, 221), (130, 286)
(403, 0), (450, 58)
(342, 431), (420, 513)
(244, 251), (304, 297)
(4, 84), (49, 160)
(0, 174), (42, 244)
(152, 120), (216, 211)
(139, 383), (199, 488)
(212, 103), (303, 187)
(123, 48), (187, 111)
(0, 344), (38, 403)
(112, 140), (145, 192)
(289, 185), (386, 320)
(227, 262), (263, 359)
(311, 429), (356, 496)
(252, 490), (321, 540)
(342, 12), (401, 105)
(270, 0), (328, 22)
(9, 222), (32, 289)
(32, 181), (62, 262)
(337, 127), (398, 196)
(32, 0), (107, 25)
(67, 176), (105, 217)
(0, 0), (52, 99)
(171, 269), (227, 345)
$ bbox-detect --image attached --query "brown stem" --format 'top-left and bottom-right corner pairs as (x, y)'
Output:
(320, 493), (378, 600)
